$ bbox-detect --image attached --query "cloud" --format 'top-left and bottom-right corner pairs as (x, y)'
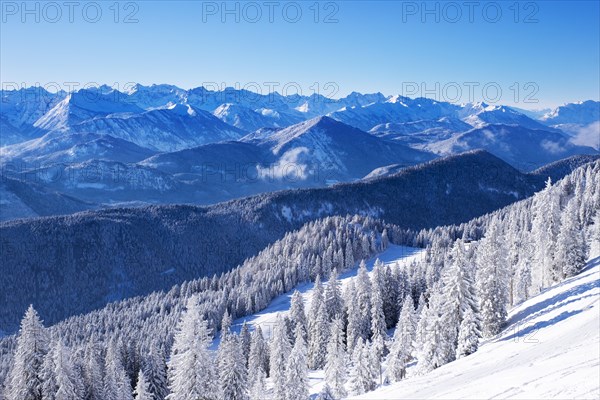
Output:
(569, 121), (600, 150)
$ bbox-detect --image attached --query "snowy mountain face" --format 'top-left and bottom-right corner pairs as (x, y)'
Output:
(0, 88), (66, 145)
(537, 101), (600, 150)
(212, 103), (303, 132)
(427, 124), (599, 170)
(541, 100), (600, 126)
(369, 117), (473, 147)
(68, 103), (245, 152)
(33, 89), (144, 131)
(0, 131), (156, 166)
(459, 102), (554, 131)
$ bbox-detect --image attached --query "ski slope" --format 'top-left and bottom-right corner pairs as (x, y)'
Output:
(355, 256), (600, 400)
(219, 244), (423, 344)
(214, 244), (425, 395)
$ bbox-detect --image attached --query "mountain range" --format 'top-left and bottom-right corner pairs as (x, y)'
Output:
(1, 85), (598, 221)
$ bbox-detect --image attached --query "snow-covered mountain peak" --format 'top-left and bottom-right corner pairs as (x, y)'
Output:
(166, 102), (197, 117)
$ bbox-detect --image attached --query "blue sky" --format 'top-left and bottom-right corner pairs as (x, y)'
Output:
(1, 1), (599, 108)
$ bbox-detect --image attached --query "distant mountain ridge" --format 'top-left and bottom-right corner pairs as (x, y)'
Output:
(1, 85), (598, 221)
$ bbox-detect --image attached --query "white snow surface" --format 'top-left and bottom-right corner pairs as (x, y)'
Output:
(355, 256), (600, 400)
(214, 245), (425, 395)
(216, 245), (600, 399)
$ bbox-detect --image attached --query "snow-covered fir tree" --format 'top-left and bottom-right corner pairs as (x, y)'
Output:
(103, 340), (133, 400)
(285, 330), (309, 400)
(355, 261), (373, 341)
(143, 344), (168, 400)
(324, 270), (344, 321)
(269, 316), (291, 400)
(6, 305), (49, 400)
(556, 197), (587, 278)
(133, 370), (153, 400)
(308, 285), (329, 369)
(324, 316), (347, 399)
(82, 337), (104, 400)
(247, 326), (269, 382)
(52, 341), (83, 400)
(289, 290), (308, 342)
(440, 239), (478, 361)
(386, 295), (415, 382)
(166, 297), (218, 400)
(247, 368), (266, 400)
(348, 338), (376, 395)
(476, 217), (510, 338)
(218, 333), (248, 400)
(239, 321), (252, 366)
(456, 307), (480, 358)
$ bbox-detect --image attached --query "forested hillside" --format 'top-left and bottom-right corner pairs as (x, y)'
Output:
(0, 150), (564, 333)
(1, 159), (597, 399)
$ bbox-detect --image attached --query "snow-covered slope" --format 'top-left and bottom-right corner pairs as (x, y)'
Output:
(33, 89), (144, 131)
(0, 88), (66, 145)
(68, 103), (245, 151)
(242, 116), (436, 181)
(0, 131), (156, 165)
(223, 245), (424, 343)
(459, 102), (552, 131)
(329, 97), (461, 132)
(213, 103), (302, 131)
(541, 100), (600, 126)
(427, 124), (599, 170)
(355, 256), (600, 400)
(369, 117), (473, 147)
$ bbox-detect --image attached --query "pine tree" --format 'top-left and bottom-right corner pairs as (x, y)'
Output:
(133, 370), (153, 400)
(440, 239), (478, 361)
(345, 280), (361, 353)
(247, 368), (266, 400)
(41, 341), (57, 400)
(386, 295), (415, 382)
(324, 317), (347, 399)
(239, 321), (252, 366)
(476, 217), (510, 338)
(531, 179), (560, 289)
(82, 337), (104, 400)
(324, 270), (344, 321)
(308, 278), (329, 370)
(556, 198), (587, 278)
(383, 264), (400, 328)
(143, 344), (168, 400)
(456, 308), (480, 358)
(53, 341), (83, 400)
(218, 334), (248, 400)
(103, 340), (133, 400)
(269, 316), (291, 400)
(248, 326), (269, 382)
(285, 331), (309, 400)
(221, 310), (233, 338)
(348, 339), (375, 395)
(6, 305), (49, 400)
(355, 261), (372, 340)
(370, 268), (387, 358)
(414, 285), (448, 374)
(289, 290), (308, 342)
(166, 297), (218, 400)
